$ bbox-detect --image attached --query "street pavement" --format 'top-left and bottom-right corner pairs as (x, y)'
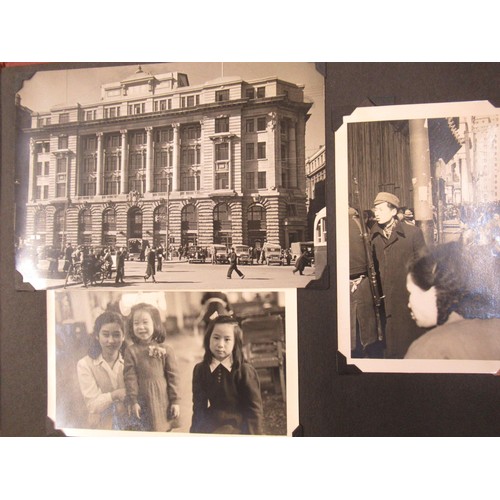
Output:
(29, 258), (317, 290)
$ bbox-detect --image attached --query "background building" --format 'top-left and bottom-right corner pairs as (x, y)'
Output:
(21, 66), (313, 254)
(305, 144), (326, 240)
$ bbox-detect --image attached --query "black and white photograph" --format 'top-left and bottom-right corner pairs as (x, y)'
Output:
(13, 62), (326, 291)
(336, 101), (500, 373)
(47, 288), (297, 436)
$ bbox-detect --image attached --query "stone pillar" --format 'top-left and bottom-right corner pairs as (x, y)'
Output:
(96, 133), (103, 195)
(120, 130), (128, 194)
(228, 137), (233, 190)
(146, 126), (153, 192)
(289, 120), (297, 188)
(409, 119), (434, 246)
(28, 138), (36, 201)
(172, 124), (180, 191)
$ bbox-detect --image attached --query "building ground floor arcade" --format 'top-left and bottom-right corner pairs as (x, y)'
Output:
(25, 191), (307, 255)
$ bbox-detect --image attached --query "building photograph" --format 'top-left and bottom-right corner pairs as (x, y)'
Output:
(14, 62), (325, 290)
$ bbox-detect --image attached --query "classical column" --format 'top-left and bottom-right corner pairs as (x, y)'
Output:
(289, 120), (297, 188)
(146, 126), (153, 192)
(120, 130), (128, 194)
(409, 119), (434, 245)
(28, 138), (36, 201)
(172, 123), (179, 191)
(228, 137), (233, 190)
(96, 132), (103, 195)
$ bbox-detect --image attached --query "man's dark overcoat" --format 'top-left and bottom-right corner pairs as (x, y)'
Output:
(371, 220), (428, 358)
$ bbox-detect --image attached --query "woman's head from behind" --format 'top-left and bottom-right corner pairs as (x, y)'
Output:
(407, 242), (498, 327)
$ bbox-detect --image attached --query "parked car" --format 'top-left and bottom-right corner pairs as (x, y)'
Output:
(235, 244), (253, 265)
(208, 244), (229, 264)
(188, 246), (207, 263)
(263, 243), (282, 265)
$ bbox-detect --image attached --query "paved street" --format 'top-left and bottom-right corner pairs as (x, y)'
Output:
(31, 258), (317, 290)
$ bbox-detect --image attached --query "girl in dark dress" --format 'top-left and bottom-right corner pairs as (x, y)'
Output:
(190, 315), (263, 435)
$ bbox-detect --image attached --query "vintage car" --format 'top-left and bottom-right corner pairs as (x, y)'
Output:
(234, 244), (253, 265)
(208, 244), (229, 264)
(263, 243), (282, 265)
(187, 246), (207, 263)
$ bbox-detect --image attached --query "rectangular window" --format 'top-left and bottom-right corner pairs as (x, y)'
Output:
(36, 186), (42, 199)
(215, 117), (229, 134)
(246, 143), (254, 160)
(246, 88), (255, 99)
(104, 180), (118, 195)
(105, 155), (118, 172)
(44, 162), (50, 175)
(85, 110), (94, 121)
(56, 182), (66, 198)
(44, 142), (50, 153)
(168, 99), (172, 110)
(181, 175), (196, 191)
(58, 136), (68, 150)
(215, 172), (229, 190)
(258, 171), (266, 189)
(257, 142), (266, 159)
(256, 87), (265, 98)
(43, 185), (49, 199)
(187, 96), (195, 107)
(257, 117), (266, 131)
(56, 157), (67, 174)
(59, 113), (69, 124)
(36, 162), (43, 176)
(215, 143), (229, 161)
(84, 136), (96, 151)
(134, 132), (144, 145)
(215, 89), (229, 102)
(245, 119), (254, 133)
(246, 172), (255, 190)
(158, 128), (173, 142)
(35, 143), (43, 154)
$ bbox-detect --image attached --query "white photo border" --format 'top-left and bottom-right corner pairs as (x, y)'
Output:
(335, 100), (500, 374)
(47, 287), (298, 436)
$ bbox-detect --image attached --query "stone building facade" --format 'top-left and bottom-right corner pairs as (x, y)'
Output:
(23, 66), (312, 254)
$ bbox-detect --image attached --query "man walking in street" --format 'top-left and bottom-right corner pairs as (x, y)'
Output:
(371, 192), (427, 358)
(227, 247), (244, 279)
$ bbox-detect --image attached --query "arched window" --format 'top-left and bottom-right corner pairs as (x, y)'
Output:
(127, 206), (143, 240)
(213, 203), (232, 246)
(247, 204), (267, 249)
(102, 208), (117, 247)
(181, 204), (198, 247)
(78, 208), (93, 246)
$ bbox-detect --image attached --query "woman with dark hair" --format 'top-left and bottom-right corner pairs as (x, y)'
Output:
(404, 242), (500, 359)
(190, 315), (263, 434)
(76, 311), (127, 429)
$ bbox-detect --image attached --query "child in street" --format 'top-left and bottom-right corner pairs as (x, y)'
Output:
(123, 302), (181, 432)
(190, 315), (263, 435)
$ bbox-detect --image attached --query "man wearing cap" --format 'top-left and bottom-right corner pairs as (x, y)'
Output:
(404, 209), (415, 225)
(371, 192), (427, 358)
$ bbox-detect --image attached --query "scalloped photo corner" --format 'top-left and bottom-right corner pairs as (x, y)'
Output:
(47, 288), (298, 436)
(336, 100), (500, 374)
(13, 62), (327, 292)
